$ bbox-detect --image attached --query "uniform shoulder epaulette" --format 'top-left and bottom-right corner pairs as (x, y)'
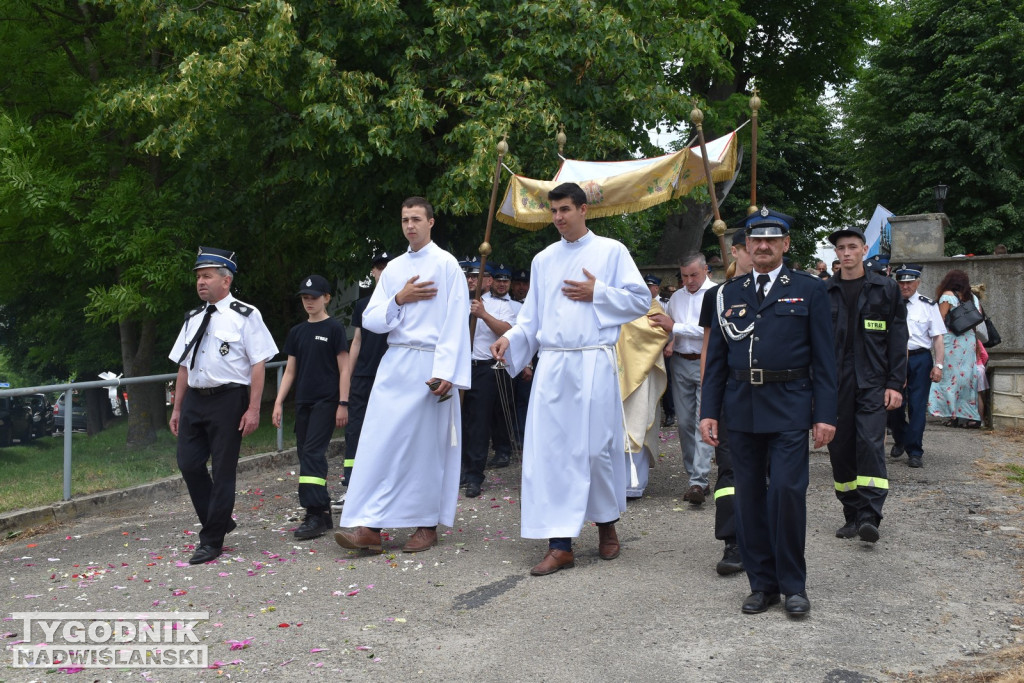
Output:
(791, 269), (818, 279)
(184, 304), (205, 320)
(230, 301), (255, 317)
(918, 294), (934, 304)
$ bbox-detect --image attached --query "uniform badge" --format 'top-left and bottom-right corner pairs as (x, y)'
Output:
(739, 308), (747, 317)
(305, 278), (312, 287)
(725, 309), (733, 318)
(779, 274), (791, 285)
(760, 206), (769, 217)
(219, 341), (230, 356)
(742, 277), (751, 288)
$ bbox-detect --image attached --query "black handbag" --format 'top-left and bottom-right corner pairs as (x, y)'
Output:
(982, 316), (1001, 348)
(946, 297), (984, 335)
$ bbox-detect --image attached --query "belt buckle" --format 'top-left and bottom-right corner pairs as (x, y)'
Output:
(749, 368), (764, 385)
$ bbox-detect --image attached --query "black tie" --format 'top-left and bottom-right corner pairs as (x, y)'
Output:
(178, 305), (216, 369)
(756, 274), (770, 303)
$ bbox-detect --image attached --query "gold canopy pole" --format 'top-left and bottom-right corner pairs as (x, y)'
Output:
(748, 87), (761, 216)
(470, 134), (509, 347)
(690, 102), (729, 267)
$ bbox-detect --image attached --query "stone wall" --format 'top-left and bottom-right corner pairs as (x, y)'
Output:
(990, 360), (1024, 429)
(891, 254), (1024, 360)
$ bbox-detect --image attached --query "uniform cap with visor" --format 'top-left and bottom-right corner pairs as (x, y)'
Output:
(744, 207), (793, 238)
(894, 263), (923, 282)
(194, 246), (237, 273)
(297, 274), (331, 296)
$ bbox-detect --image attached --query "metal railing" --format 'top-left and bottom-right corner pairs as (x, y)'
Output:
(0, 361), (287, 501)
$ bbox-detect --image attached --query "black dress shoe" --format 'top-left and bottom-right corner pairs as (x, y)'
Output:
(189, 545), (222, 565)
(785, 591), (810, 617)
(465, 481), (482, 498)
(835, 520), (858, 539)
(858, 521), (880, 543)
(908, 456), (923, 468)
(487, 456), (510, 469)
(890, 444), (904, 458)
(741, 591), (780, 614)
(716, 543), (744, 576)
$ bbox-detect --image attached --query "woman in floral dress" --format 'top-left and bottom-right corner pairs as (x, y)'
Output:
(927, 269), (980, 427)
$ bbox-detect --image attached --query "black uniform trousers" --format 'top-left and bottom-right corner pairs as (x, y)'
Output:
(713, 414), (736, 543)
(829, 354), (889, 526)
(888, 350), (932, 459)
(343, 374), (374, 485)
(730, 429), (808, 596)
(176, 386), (248, 549)
(295, 400), (336, 512)
(462, 361), (504, 486)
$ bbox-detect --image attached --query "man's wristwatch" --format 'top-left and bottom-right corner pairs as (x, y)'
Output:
(934, 363), (943, 369)
(338, 400), (349, 407)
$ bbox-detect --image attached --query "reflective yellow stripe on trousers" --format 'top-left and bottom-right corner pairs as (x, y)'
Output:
(299, 476), (327, 486)
(834, 476), (890, 492)
(714, 487), (734, 500)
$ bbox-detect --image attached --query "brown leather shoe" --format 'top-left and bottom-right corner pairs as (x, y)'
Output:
(530, 549), (575, 576)
(687, 484), (706, 505)
(598, 524), (620, 560)
(334, 526), (383, 553)
(402, 527), (438, 553)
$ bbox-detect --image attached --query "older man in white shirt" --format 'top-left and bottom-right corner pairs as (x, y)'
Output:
(650, 252), (716, 505)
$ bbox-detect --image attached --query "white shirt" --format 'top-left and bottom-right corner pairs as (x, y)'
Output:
(905, 293), (947, 351)
(665, 276), (715, 354)
(471, 292), (519, 360)
(168, 293), (278, 388)
(751, 264), (783, 300)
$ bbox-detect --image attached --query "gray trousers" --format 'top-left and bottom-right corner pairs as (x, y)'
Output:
(670, 355), (713, 488)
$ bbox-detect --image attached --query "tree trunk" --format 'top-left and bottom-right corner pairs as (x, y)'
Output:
(120, 316), (161, 447)
(657, 196), (715, 266)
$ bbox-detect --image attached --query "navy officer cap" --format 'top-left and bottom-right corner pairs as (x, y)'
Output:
(895, 263), (923, 281)
(644, 273), (661, 286)
(297, 274), (331, 296)
(493, 264), (511, 280)
(194, 246), (237, 273)
(828, 226), (867, 245)
(744, 207), (793, 238)
(512, 268), (529, 282)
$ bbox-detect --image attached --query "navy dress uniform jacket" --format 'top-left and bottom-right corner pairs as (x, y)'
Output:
(826, 270), (908, 391)
(702, 267), (837, 432)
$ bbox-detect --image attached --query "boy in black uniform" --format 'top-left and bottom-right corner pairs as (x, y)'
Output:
(272, 274), (351, 540)
(826, 228), (907, 543)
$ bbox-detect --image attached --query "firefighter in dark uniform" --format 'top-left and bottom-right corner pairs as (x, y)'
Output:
(825, 227), (908, 544)
(169, 247), (279, 565)
(700, 208), (837, 618)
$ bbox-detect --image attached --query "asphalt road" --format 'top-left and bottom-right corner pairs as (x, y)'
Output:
(2, 420), (1022, 682)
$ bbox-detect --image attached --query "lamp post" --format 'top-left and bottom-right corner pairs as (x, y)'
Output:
(933, 184), (949, 213)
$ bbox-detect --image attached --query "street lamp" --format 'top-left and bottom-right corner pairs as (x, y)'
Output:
(933, 184), (949, 213)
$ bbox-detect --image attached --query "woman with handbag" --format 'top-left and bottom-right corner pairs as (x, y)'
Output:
(927, 269), (982, 427)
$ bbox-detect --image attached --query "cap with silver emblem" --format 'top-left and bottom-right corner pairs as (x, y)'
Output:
(297, 274), (331, 296)
(194, 246), (238, 273)
(744, 207), (793, 238)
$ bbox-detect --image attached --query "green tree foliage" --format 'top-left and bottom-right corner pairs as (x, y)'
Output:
(843, 0), (1024, 254)
(657, 0), (881, 266)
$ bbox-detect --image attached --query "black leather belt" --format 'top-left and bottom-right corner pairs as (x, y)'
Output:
(731, 368), (809, 385)
(908, 347), (930, 356)
(471, 359), (493, 367)
(192, 383), (245, 396)
(674, 352), (701, 360)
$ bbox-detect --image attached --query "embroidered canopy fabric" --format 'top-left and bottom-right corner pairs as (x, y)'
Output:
(496, 130), (738, 230)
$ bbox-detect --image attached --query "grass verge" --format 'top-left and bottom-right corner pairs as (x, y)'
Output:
(0, 411), (296, 514)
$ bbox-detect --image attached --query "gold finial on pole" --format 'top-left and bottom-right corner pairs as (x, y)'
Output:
(556, 124), (567, 155)
(690, 101), (730, 261)
(748, 86), (761, 216)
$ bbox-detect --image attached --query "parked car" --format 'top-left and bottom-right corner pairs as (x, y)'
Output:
(0, 396), (33, 446)
(28, 393), (56, 438)
(54, 391), (88, 432)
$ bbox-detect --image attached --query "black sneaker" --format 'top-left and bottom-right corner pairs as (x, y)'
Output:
(294, 512), (333, 540)
(890, 444), (904, 458)
(716, 543), (744, 576)
(835, 520), (858, 539)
